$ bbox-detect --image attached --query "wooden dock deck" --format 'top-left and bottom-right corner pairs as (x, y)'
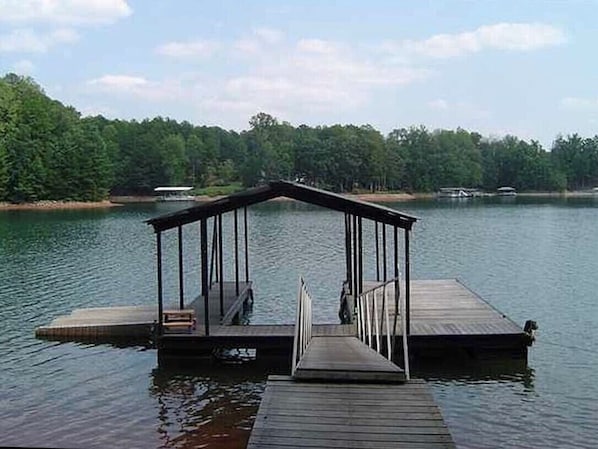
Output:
(35, 281), (252, 342)
(248, 376), (455, 448)
(36, 279), (531, 363)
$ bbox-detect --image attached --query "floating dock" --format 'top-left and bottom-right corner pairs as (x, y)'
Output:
(36, 279), (531, 364)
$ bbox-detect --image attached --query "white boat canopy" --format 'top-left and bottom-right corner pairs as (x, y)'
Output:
(154, 186), (193, 192)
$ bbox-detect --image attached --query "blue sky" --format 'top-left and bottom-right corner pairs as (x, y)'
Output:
(1, 0), (597, 148)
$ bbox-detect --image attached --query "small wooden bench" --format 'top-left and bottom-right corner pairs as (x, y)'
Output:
(163, 309), (196, 334)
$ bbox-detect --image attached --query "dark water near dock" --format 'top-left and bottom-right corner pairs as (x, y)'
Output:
(1, 197), (597, 448)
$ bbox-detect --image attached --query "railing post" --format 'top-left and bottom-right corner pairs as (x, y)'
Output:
(366, 292), (372, 348)
(384, 284), (392, 360)
(373, 289), (380, 351)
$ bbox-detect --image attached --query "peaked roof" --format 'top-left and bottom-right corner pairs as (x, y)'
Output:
(146, 180), (417, 232)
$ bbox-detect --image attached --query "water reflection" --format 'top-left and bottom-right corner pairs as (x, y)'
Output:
(149, 363), (270, 449)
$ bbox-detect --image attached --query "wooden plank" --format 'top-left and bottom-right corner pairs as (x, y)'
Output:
(294, 336), (404, 382)
(248, 376), (456, 449)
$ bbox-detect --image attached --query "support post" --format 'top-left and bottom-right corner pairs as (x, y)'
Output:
(156, 232), (164, 336)
(209, 218), (218, 286)
(244, 207), (249, 283)
(382, 224), (387, 281)
(375, 221), (380, 282)
(344, 213), (352, 290)
(358, 216), (363, 295)
(405, 228), (411, 336)
(178, 226), (184, 310)
(218, 214), (224, 318)
(200, 219), (210, 336)
(234, 209), (239, 296)
(352, 214), (358, 298)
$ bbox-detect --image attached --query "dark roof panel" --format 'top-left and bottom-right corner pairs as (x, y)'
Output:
(146, 180), (417, 232)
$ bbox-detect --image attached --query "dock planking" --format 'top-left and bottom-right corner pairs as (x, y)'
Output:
(35, 281), (251, 341)
(247, 376), (456, 449)
(294, 336), (405, 382)
(36, 279), (530, 362)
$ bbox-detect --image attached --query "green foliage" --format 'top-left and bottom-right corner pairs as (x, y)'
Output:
(1, 74), (596, 204)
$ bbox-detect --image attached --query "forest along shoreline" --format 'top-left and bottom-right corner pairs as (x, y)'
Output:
(2, 190), (596, 211)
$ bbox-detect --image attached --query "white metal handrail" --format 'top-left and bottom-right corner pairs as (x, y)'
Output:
(291, 276), (313, 375)
(355, 276), (410, 380)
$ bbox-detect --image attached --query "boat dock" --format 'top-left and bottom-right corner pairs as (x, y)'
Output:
(36, 278), (531, 364)
(34, 181), (536, 449)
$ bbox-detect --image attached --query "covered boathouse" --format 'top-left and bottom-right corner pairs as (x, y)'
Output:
(145, 180), (532, 366)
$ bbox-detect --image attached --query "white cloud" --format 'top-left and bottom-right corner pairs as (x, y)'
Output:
(232, 28), (284, 57)
(0, 28), (78, 53)
(0, 0), (132, 25)
(561, 97), (598, 110)
(297, 38), (341, 55)
(428, 99), (449, 110)
(87, 74), (148, 90)
(253, 27), (283, 44)
(11, 59), (35, 74)
(385, 23), (565, 59)
(207, 37), (429, 118)
(156, 40), (219, 59)
(86, 74), (189, 102)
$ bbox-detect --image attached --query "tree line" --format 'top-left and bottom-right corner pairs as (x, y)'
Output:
(1, 73), (598, 203)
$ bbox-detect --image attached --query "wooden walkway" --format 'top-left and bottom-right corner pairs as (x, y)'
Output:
(248, 376), (455, 449)
(294, 336), (404, 382)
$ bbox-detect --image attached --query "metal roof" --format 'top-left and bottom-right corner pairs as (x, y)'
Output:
(147, 180), (417, 232)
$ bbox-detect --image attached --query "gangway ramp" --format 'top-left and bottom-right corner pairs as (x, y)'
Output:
(293, 336), (405, 382)
(247, 277), (455, 448)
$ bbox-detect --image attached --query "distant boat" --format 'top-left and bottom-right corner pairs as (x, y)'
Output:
(497, 186), (517, 197)
(437, 187), (474, 198)
(154, 186), (195, 202)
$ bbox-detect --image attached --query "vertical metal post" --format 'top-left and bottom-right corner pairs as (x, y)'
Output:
(200, 219), (209, 336)
(405, 228), (411, 336)
(178, 226), (184, 310)
(234, 209), (239, 296)
(244, 207), (249, 283)
(352, 214), (358, 297)
(344, 213), (352, 289)
(218, 214), (224, 318)
(393, 227), (399, 279)
(156, 232), (164, 336)
(382, 224), (387, 282)
(375, 221), (380, 282)
(358, 216), (363, 295)
(392, 225), (399, 359)
(209, 218), (218, 286)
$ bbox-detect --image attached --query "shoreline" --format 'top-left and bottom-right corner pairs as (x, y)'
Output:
(2, 190), (595, 211)
(0, 200), (121, 211)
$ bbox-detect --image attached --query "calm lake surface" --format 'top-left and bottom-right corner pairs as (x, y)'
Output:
(1, 197), (597, 448)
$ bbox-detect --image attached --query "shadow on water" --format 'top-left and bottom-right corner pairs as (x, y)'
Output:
(149, 360), (285, 449)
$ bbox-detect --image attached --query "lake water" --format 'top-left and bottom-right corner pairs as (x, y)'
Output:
(1, 197), (597, 448)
